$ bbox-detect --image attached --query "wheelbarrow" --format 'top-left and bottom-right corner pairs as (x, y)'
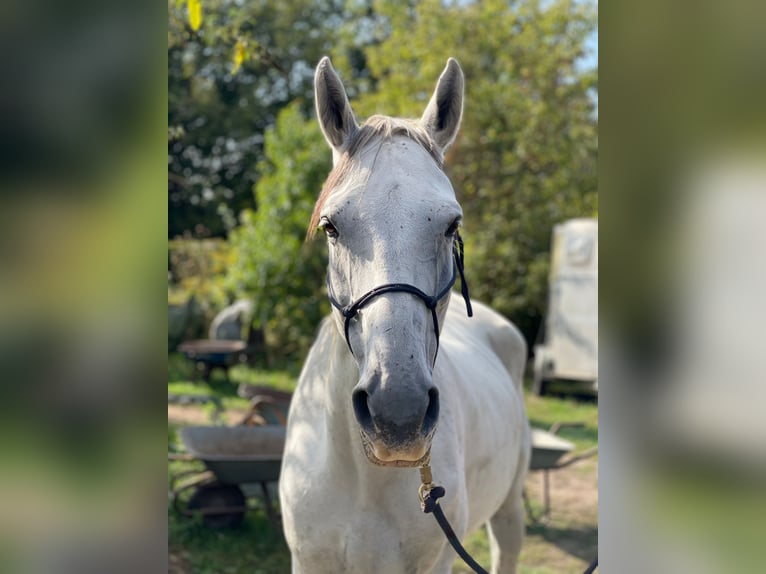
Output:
(169, 425), (285, 529)
(176, 339), (247, 383)
(526, 422), (598, 523)
(236, 384), (292, 426)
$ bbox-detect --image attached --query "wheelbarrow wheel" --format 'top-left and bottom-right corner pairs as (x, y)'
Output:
(187, 483), (246, 528)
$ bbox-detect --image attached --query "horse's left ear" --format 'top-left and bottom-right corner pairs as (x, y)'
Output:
(421, 58), (464, 152)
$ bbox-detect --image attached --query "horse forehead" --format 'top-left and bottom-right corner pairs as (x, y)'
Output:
(369, 137), (448, 185)
(357, 139), (455, 213)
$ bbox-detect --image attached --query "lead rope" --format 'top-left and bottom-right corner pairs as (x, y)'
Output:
(418, 460), (597, 574)
(418, 458), (489, 574)
(416, 234), (484, 574)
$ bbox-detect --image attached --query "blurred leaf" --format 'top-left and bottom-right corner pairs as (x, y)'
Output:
(187, 0), (202, 32)
(232, 39), (247, 75)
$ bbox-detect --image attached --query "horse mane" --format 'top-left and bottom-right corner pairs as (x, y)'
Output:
(307, 116), (444, 239)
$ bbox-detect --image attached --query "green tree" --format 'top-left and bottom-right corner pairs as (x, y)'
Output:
(222, 0), (597, 361)
(346, 0), (598, 342)
(167, 0), (348, 238)
(226, 102), (331, 363)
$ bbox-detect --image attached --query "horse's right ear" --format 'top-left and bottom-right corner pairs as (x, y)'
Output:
(315, 57), (358, 155)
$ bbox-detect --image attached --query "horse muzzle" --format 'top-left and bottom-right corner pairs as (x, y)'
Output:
(351, 383), (439, 467)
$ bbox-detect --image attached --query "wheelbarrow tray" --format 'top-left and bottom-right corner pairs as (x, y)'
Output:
(530, 428), (575, 471)
(179, 425), (285, 485)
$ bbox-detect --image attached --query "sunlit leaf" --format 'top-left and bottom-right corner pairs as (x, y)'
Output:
(232, 39), (247, 75)
(187, 0), (202, 32)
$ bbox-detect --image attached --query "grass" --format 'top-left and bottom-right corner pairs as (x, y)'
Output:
(169, 486), (290, 574)
(168, 353), (298, 412)
(523, 386), (599, 451)
(168, 361), (598, 573)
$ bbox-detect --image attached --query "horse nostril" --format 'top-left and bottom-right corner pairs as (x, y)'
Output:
(352, 388), (373, 432)
(422, 387), (440, 435)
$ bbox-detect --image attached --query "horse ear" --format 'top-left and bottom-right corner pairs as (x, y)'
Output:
(315, 57), (358, 153)
(421, 58), (464, 152)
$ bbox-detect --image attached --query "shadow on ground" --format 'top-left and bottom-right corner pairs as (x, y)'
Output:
(527, 523), (598, 563)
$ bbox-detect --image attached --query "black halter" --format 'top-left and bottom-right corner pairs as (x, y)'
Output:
(327, 233), (474, 363)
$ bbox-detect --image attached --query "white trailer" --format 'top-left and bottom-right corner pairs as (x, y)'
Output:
(532, 218), (598, 395)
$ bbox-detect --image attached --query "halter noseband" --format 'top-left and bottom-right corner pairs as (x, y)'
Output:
(326, 233), (474, 363)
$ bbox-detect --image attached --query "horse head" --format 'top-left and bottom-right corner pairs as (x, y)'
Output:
(311, 57), (466, 467)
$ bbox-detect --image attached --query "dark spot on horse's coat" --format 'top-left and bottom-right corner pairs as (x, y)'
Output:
(428, 217), (431, 221)
(410, 354), (414, 359)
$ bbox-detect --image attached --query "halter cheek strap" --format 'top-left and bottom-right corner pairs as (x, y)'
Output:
(326, 233), (473, 363)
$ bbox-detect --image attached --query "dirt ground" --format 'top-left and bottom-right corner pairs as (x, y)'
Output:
(522, 458), (598, 572)
(169, 404), (598, 573)
(526, 459), (598, 524)
(168, 403), (250, 427)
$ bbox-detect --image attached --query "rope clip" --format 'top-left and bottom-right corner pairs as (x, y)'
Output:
(418, 458), (446, 513)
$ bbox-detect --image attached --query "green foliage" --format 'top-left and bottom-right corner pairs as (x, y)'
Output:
(167, 0), (348, 238)
(345, 0), (598, 342)
(227, 103), (331, 364)
(178, 0), (597, 361)
(524, 389), (599, 451)
(168, 238), (235, 327)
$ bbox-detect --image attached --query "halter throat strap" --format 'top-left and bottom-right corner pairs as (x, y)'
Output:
(326, 234), (473, 362)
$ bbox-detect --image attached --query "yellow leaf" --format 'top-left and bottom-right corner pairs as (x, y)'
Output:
(187, 0), (202, 32)
(232, 40), (247, 75)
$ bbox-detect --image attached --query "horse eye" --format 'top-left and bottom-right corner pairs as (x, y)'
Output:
(320, 218), (338, 239)
(445, 218), (461, 237)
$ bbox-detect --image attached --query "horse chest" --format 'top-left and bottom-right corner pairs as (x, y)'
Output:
(288, 509), (447, 574)
(283, 470), (450, 573)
